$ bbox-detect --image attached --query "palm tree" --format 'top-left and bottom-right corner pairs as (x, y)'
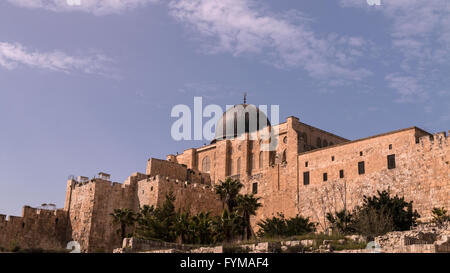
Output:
(174, 211), (191, 244)
(236, 194), (262, 241)
(215, 177), (243, 211)
(214, 209), (243, 243)
(190, 212), (214, 245)
(110, 208), (136, 240)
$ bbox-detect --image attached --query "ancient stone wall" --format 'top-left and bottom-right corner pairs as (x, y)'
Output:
(147, 158), (211, 185)
(294, 128), (449, 230)
(0, 206), (68, 251)
(136, 175), (223, 216)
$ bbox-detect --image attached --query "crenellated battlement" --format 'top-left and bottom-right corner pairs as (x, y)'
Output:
(144, 174), (216, 193)
(416, 130), (449, 149)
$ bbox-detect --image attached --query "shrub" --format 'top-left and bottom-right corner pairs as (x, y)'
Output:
(352, 207), (394, 241)
(326, 210), (354, 235)
(257, 214), (316, 238)
(357, 190), (419, 231)
(431, 207), (450, 226)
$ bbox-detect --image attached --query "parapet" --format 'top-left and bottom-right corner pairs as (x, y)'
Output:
(146, 158), (211, 185)
(416, 131), (449, 149)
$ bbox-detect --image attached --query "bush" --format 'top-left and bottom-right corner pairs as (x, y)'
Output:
(326, 210), (354, 235)
(357, 190), (419, 231)
(431, 207), (450, 225)
(326, 190), (420, 240)
(352, 207), (394, 241)
(257, 214), (316, 238)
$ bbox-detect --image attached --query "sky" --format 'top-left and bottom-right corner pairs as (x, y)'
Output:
(1, 0), (449, 216)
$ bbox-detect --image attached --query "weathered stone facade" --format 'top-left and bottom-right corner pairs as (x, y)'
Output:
(0, 107), (448, 252)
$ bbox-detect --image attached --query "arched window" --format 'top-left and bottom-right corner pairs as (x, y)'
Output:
(281, 150), (287, 163)
(269, 151), (275, 166)
(202, 156), (211, 173)
(249, 153), (254, 171)
(283, 136), (288, 144)
(259, 151), (263, 169)
(302, 133), (308, 144)
(316, 137), (322, 148)
(236, 157), (241, 175)
(323, 140), (328, 147)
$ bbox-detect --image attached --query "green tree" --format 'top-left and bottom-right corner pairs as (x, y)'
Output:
(213, 209), (243, 243)
(357, 190), (420, 231)
(110, 208), (136, 240)
(215, 178), (243, 211)
(189, 212), (215, 245)
(134, 193), (177, 242)
(174, 211), (191, 244)
(236, 194), (262, 240)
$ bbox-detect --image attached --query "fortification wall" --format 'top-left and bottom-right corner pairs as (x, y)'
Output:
(0, 206), (68, 251)
(293, 128), (449, 230)
(147, 158), (211, 185)
(136, 175), (223, 216)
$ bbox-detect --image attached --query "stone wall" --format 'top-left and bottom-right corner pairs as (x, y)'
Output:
(295, 128), (449, 230)
(136, 175), (223, 216)
(0, 206), (68, 251)
(147, 158), (211, 185)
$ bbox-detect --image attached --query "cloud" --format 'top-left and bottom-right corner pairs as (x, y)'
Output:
(7, 0), (159, 15)
(340, 0), (450, 102)
(0, 41), (113, 76)
(385, 74), (429, 103)
(169, 0), (372, 82)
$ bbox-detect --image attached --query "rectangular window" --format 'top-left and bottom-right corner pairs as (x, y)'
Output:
(252, 182), (258, 194)
(303, 171), (310, 185)
(323, 173), (328, 182)
(389, 144), (393, 150)
(331, 156), (335, 161)
(358, 161), (365, 175)
(305, 161), (308, 167)
(339, 170), (344, 178)
(388, 154), (396, 169)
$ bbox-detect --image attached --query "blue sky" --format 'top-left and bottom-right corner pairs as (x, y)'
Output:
(1, 0), (449, 216)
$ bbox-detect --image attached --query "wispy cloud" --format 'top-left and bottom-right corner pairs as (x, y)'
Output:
(169, 0), (372, 83)
(0, 41), (113, 76)
(385, 74), (428, 103)
(7, 0), (159, 15)
(340, 0), (450, 103)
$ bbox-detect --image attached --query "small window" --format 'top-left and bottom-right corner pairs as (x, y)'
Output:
(331, 156), (335, 161)
(360, 151), (363, 156)
(252, 182), (258, 194)
(358, 161), (365, 175)
(305, 161), (308, 167)
(388, 154), (396, 169)
(281, 150), (287, 163)
(323, 173), (328, 182)
(303, 171), (310, 185)
(339, 170), (344, 178)
(389, 144), (393, 150)
(283, 136), (288, 144)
